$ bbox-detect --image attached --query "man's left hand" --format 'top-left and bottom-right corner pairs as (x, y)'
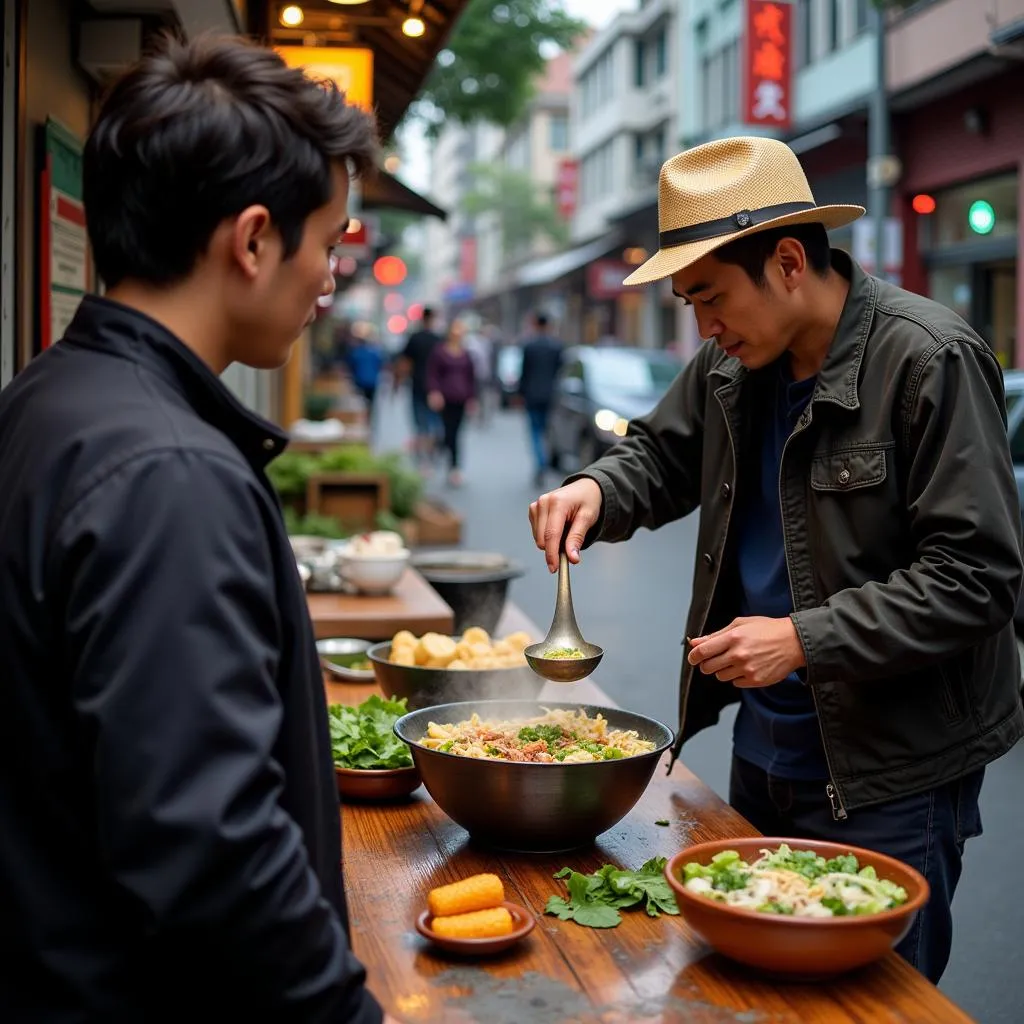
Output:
(687, 616), (806, 688)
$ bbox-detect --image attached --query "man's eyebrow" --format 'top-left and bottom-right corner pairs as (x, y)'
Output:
(671, 279), (711, 304)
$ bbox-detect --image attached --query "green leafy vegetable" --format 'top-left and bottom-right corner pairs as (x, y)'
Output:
(328, 696), (413, 770)
(655, 819), (670, 827)
(544, 857), (679, 929)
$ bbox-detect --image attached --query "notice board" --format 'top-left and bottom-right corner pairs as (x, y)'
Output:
(37, 118), (88, 351)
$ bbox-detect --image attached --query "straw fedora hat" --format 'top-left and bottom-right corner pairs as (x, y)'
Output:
(623, 136), (865, 287)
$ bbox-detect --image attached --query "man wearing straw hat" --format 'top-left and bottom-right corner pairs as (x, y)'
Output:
(529, 136), (1023, 982)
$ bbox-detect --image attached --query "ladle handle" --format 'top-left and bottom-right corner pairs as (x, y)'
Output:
(548, 549), (583, 641)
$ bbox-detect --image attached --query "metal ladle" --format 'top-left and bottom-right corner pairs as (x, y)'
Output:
(524, 549), (603, 683)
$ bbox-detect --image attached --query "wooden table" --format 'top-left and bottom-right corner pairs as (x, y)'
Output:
(307, 568), (454, 640)
(327, 605), (974, 1024)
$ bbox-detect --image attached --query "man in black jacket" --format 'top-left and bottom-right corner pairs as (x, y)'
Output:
(0, 36), (399, 1023)
(530, 137), (1023, 983)
(518, 312), (563, 486)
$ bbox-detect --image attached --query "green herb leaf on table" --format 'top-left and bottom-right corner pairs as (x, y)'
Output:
(655, 819), (670, 826)
(328, 695), (413, 770)
(545, 857), (679, 928)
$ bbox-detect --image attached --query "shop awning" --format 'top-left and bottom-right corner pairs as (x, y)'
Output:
(514, 229), (625, 289)
(255, 0), (473, 140)
(361, 170), (447, 220)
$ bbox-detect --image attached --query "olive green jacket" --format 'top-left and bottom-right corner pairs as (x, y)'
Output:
(578, 251), (1024, 816)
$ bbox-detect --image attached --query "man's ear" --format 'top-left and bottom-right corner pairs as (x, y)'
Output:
(774, 237), (808, 293)
(232, 205), (274, 280)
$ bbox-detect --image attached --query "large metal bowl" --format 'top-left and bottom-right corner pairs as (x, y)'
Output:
(368, 642), (544, 711)
(394, 699), (674, 852)
(410, 550), (524, 635)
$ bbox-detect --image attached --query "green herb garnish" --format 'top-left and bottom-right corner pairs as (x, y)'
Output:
(545, 857), (679, 928)
(328, 695), (413, 770)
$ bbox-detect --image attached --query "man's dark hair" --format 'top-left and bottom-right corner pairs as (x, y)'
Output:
(84, 34), (379, 288)
(534, 312), (549, 328)
(422, 307), (435, 323)
(714, 222), (831, 287)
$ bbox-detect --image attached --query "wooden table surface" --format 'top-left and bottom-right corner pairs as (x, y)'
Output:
(307, 567), (454, 641)
(326, 604), (974, 1024)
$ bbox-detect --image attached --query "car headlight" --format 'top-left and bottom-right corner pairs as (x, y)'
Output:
(594, 409), (629, 437)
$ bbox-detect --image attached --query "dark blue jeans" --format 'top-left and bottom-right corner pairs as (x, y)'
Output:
(526, 404), (549, 473)
(729, 756), (985, 984)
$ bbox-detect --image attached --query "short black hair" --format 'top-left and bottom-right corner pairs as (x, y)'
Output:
(84, 33), (379, 288)
(422, 307), (435, 322)
(534, 312), (549, 328)
(714, 222), (832, 287)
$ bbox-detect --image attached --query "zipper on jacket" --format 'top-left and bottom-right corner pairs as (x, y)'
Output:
(779, 407), (848, 823)
(670, 385), (740, 769)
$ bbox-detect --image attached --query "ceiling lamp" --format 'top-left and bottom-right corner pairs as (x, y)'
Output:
(325, 0), (372, 5)
(280, 4), (304, 26)
(402, 16), (426, 37)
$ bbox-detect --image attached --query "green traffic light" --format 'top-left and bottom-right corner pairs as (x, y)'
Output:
(968, 200), (996, 235)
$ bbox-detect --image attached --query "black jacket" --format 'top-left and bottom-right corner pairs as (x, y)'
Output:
(518, 334), (563, 408)
(578, 253), (1024, 815)
(0, 298), (381, 1023)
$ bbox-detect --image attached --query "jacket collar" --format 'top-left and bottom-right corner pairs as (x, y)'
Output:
(708, 249), (877, 411)
(62, 295), (288, 468)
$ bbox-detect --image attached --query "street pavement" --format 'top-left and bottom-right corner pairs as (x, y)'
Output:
(372, 389), (1024, 1021)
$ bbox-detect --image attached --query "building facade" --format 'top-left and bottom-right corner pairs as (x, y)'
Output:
(889, 0), (1024, 368)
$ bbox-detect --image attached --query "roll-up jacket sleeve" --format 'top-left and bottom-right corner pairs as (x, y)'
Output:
(51, 449), (382, 1024)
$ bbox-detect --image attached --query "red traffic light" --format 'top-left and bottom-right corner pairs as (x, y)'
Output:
(912, 194), (937, 215)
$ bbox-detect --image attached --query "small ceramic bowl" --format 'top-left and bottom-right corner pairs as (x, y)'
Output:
(334, 764), (422, 802)
(317, 637), (374, 682)
(664, 837), (930, 978)
(415, 900), (535, 956)
(339, 548), (411, 595)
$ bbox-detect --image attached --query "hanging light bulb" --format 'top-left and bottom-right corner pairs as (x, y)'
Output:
(280, 4), (304, 26)
(402, 16), (426, 37)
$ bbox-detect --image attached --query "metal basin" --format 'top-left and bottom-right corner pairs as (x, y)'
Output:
(410, 550), (524, 635)
(368, 642), (544, 710)
(394, 699), (674, 853)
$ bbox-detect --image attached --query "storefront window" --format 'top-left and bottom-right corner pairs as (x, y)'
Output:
(922, 173), (1018, 249)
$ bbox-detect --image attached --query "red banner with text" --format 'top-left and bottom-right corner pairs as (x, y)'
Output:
(743, 0), (792, 130)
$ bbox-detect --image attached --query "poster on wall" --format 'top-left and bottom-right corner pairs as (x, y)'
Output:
(37, 118), (88, 351)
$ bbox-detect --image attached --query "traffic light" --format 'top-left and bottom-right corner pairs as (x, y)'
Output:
(968, 200), (996, 235)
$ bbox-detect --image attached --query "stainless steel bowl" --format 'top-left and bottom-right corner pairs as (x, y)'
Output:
(317, 637), (374, 682)
(394, 699), (674, 852)
(367, 642), (544, 710)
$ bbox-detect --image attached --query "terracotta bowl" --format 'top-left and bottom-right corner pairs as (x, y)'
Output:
(334, 765), (421, 803)
(415, 900), (535, 956)
(664, 837), (930, 978)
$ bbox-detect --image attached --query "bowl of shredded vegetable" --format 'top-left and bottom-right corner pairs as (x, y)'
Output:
(665, 838), (930, 978)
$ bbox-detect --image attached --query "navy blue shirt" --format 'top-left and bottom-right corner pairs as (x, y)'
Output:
(732, 361), (829, 780)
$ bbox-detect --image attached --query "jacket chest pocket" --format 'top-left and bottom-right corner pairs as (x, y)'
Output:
(809, 444), (891, 493)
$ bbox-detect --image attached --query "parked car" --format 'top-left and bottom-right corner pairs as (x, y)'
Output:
(547, 346), (684, 471)
(496, 344), (523, 407)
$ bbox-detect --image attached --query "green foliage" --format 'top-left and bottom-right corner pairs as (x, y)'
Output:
(462, 163), (569, 258)
(282, 508), (348, 538)
(414, 0), (587, 133)
(268, 445), (424, 523)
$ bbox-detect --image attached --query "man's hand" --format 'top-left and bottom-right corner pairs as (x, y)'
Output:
(529, 478), (603, 573)
(687, 616), (806, 688)
(427, 390), (444, 412)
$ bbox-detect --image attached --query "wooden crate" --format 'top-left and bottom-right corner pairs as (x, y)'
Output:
(306, 472), (390, 533)
(412, 498), (463, 546)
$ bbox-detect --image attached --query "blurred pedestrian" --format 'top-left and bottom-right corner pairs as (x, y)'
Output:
(518, 311), (563, 487)
(427, 320), (478, 487)
(397, 307), (442, 469)
(345, 331), (385, 427)
(463, 318), (496, 425)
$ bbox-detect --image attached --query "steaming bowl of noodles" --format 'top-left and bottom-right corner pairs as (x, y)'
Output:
(393, 699), (674, 852)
